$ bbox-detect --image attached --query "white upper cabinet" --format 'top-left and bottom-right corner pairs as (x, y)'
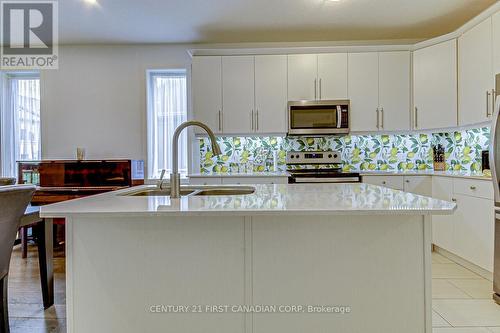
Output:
(413, 40), (458, 130)
(348, 52), (379, 132)
(254, 55), (288, 133)
(459, 17), (494, 126)
(378, 51), (411, 131)
(222, 56), (255, 134)
(317, 53), (348, 100)
(287, 54), (317, 101)
(494, 11), (500, 75)
(192, 56), (222, 133)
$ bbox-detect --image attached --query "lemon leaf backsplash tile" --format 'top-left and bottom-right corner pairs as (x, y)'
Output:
(199, 127), (490, 174)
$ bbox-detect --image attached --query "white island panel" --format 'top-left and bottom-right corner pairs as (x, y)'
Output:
(252, 215), (429, 333)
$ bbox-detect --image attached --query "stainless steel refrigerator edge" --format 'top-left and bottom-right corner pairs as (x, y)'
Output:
(490, 73), (500, 304)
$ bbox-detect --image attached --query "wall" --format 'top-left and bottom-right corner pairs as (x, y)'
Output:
(199, 127), (490, 173)
(40, 44), (191, 162)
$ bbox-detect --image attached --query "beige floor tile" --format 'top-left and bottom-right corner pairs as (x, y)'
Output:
(433, 299), (500, 327)
(433, 310), (452, 327)
(449, 279), (494, 299)
(433, 328), (491, 333)
(432, 263), (483, 279)
(433, 279), (472, 299)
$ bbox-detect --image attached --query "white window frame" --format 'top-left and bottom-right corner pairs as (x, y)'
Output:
(146, 69), (189, 180)
(0, 71), (41, 177)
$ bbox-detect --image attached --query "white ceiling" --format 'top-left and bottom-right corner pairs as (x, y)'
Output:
(60, 0), (497, 44)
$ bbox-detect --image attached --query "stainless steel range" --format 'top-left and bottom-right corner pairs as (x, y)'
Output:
(286, 151), (361, 184)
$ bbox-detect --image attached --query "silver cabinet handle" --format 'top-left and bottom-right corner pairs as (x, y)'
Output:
(381, 181), (386, 185)
(405, 180), (410, 183)
(319, 78), (322, 100)
(380, 107), (384, 129)
(451, 198), (457, 202)
(218, 110), (222, 131)
(414, 107), (418, 129)
(492, 89), (496, 116)
(251, 110), (254, 131)
(376, 108), (380, 129)
(314, 79), (317, 100)
(470, 186), (476, 190)
(256, 109), (259, 131)
(487, 91), (491, 117)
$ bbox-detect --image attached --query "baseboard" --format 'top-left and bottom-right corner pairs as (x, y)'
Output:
(433, 245), (494, 282)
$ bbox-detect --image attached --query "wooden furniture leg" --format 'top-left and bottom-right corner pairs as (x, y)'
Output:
(35, 218), (54, 309)
(0, 275), (9, 333)
(20, 227), (28, 259)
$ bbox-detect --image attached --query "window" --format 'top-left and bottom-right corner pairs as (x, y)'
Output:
(147, 70), (188, 179)
(0, 72), (41, 177)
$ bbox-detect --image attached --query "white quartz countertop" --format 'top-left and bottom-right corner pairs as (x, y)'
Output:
(189, 170), (491, 180)
(359, 170), (492, 181)
(39, 183), (456, 218)
(188, 172), (289, 178)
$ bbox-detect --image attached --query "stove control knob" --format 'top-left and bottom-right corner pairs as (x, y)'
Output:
(296, 154), (300, 159)
(328, 154), (333, 158)
(334, 154), (338, 158)
(290, 155), (294, 159)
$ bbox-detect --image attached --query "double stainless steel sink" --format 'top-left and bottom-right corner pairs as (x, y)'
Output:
(123, 185), (256, 197)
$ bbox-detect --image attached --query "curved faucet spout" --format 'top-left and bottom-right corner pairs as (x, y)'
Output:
(170, 121), (221, 198)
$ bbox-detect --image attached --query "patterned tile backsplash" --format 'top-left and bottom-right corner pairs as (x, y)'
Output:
(199, 127), (490, 174)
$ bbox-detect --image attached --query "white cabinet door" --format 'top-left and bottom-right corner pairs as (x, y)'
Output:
(362, 175), (404, 190)
(255, 55), (288, 134)
(317, 53), (348, 100)
(378, 51), (410, 131)
(413, 40), (458, 130)
(432, 177), (454, 252)
(493, 11), (500, 75)
(403, 176), (432, 196)
(459, 18), (494, 126)
(222, 56), (255, 134)
(453, 194), (495, 272)
(348, 52), (379, 132)
(221, 177), (288, 185)
(287, 54), (317, 101)
(192, 56), (222, 133)
(188, 177), (223, 185)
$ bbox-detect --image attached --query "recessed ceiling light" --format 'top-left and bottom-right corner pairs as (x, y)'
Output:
(83, 0), (99, 6)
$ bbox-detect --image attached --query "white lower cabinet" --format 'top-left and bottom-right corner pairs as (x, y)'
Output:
(189, 177), (223, 185)
(363, 175), (494, 271)
(453, 193), (494, 272)
(222, 177), (287, 185)
(403, 176), (432, 196)
(432, 177), (454, 251)
(431, 177), (494, 272)
(362, 175), (404, 190)
(189, 176), (288, 186)
(362, 175), (431, 195)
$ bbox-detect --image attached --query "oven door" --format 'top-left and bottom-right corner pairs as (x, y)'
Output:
(288, 100), (350, 135)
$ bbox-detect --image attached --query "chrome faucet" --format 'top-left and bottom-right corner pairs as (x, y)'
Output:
(170, 121), (222, 198)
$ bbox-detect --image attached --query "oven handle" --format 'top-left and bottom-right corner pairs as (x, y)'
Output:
(337, 106), (342, 129)
(293, 177), (360, 183)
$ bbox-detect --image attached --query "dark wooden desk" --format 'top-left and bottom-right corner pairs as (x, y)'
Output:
(20, 207), (54, 309)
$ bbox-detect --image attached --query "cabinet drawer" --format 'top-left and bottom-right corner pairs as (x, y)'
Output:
(453, 178), (493, 200)
(188, 177), (222, 185)
(362, 175), (404, 190)
(222, 177), (287, 185)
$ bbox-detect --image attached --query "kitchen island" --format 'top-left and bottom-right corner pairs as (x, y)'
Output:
(40, 183), (455, 333)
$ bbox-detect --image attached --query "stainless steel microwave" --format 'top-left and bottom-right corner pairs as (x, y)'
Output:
(287, 100), (350, 135)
